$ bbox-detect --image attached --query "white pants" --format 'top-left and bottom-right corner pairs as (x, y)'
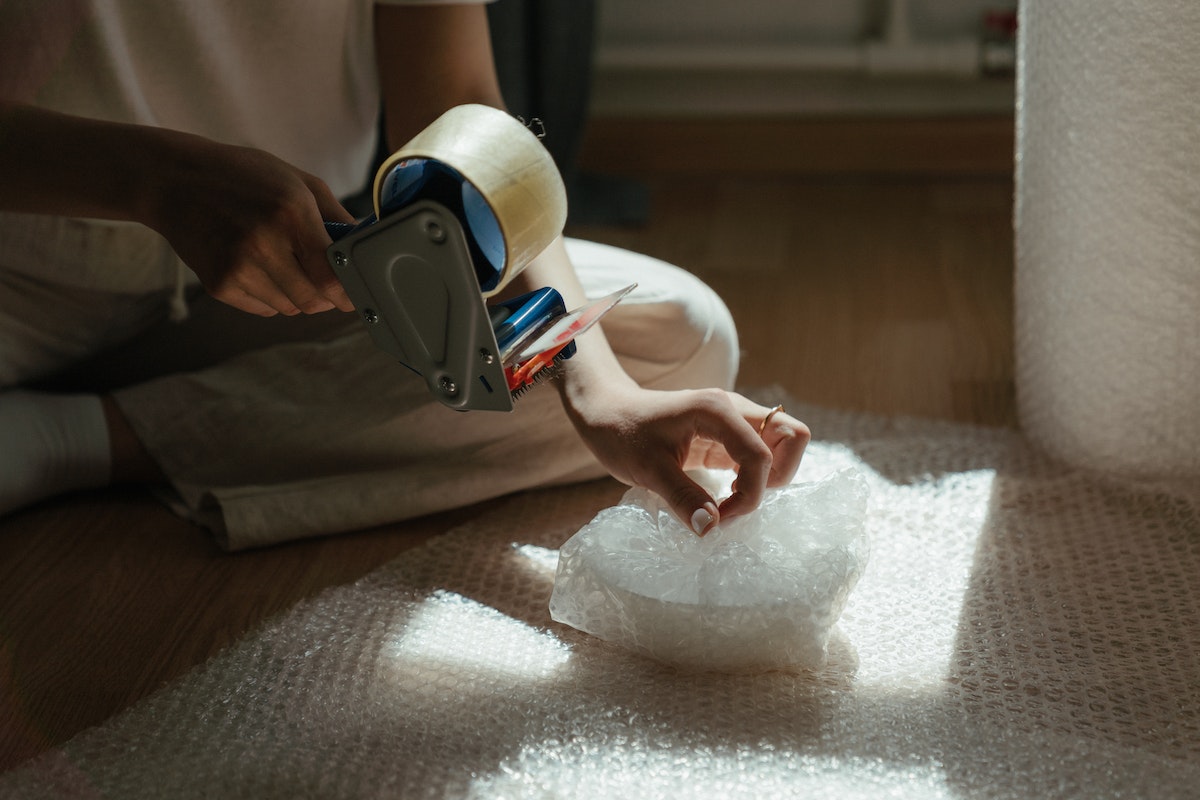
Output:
(0, 239), (739, 549)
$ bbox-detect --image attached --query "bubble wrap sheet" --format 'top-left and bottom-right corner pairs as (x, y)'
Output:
(4, 401), (1199, 799)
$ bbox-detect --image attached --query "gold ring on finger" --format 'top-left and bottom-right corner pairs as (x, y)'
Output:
(758, 404), (785, 436)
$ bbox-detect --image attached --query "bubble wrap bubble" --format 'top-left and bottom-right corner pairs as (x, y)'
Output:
(549, 469), (869, 672)
(3, 399), (1199, 799)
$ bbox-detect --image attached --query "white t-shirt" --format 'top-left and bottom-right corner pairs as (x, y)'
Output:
(0, 0), (485, 292)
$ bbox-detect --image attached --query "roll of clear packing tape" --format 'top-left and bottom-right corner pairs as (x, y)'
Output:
(372, 104), (567, 298)
(1015, 0), (1200, 478)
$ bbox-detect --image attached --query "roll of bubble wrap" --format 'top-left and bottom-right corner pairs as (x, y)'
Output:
(1014, 0), (1200, 478)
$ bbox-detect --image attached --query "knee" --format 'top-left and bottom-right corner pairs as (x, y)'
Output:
(642, 269), (739, 392)
(567, 240), (740, 392)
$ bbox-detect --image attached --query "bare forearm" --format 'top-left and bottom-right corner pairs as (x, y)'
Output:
(374, 4), (504, 150)
(0, 101), (353, 315)
(0, 102), (164, 222)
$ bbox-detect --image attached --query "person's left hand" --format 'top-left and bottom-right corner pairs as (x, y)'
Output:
(565, 385), (810, 535)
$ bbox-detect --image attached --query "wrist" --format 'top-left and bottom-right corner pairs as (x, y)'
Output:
(556, 330), (639, 420)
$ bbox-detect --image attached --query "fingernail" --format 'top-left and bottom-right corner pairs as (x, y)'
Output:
(691, 503), (719, 536)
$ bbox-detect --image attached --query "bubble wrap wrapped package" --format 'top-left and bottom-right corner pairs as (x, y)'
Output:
(3, 400), (1200, 799)
(549, 469), (869, 672)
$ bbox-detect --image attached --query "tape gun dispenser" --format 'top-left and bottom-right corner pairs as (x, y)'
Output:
(324, 105), (632, 412)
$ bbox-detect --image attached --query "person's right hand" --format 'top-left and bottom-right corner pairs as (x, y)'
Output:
(145, 136), (356, 316)
(563, 382), (811, 536)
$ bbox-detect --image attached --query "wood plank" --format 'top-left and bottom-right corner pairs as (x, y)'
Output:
(567, 171), (1016, 427)
(578, 115), (1015, 176)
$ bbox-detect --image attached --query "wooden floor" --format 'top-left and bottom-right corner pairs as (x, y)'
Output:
(0, 116), (1015, 773)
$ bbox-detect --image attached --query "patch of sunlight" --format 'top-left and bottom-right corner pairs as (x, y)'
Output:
(468, 741), (956, 800)
(385, 590), (570, 681)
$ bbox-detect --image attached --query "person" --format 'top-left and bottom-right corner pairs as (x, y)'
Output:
(0, 1), (809, 549)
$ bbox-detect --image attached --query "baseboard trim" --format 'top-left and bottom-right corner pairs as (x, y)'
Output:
(578, 115), (1015, 177)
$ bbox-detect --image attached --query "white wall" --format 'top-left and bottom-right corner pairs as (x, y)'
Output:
(591, 0), (1017, 116)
